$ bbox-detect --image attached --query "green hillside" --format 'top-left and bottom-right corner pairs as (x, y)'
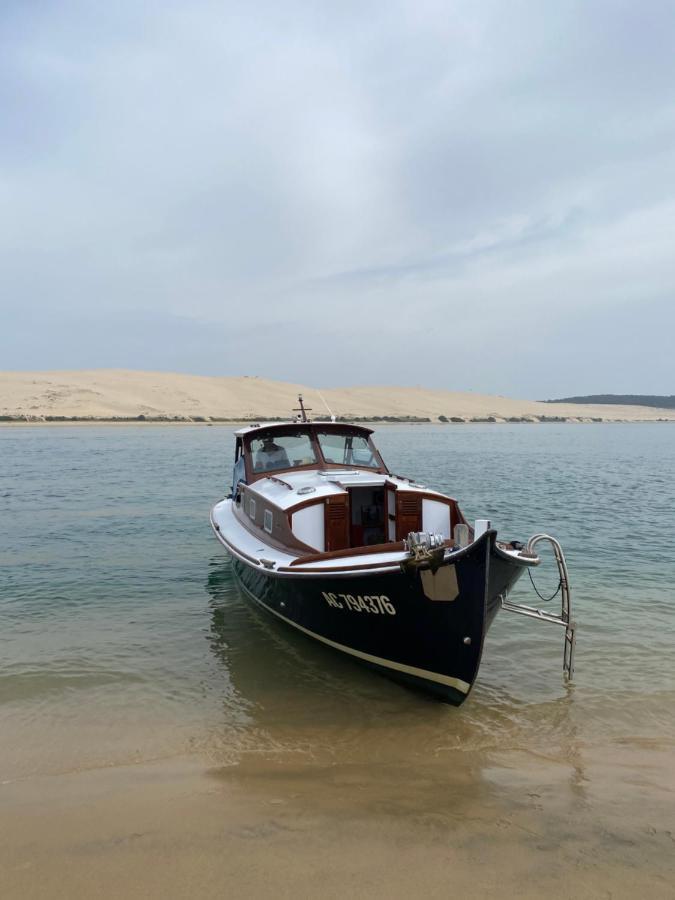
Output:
(546, 395), (675, 409)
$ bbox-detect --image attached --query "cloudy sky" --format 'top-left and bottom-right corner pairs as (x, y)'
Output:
(1, 0), (674, 396)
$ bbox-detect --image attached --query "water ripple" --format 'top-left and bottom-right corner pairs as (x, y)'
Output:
(1, 423), (674, 778)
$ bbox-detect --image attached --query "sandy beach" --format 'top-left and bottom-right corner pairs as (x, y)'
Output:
(2, 741), (674, 900)
(1, 370), (674, 423)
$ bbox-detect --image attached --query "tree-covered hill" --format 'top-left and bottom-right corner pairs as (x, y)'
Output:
(545, 395), (675, 409)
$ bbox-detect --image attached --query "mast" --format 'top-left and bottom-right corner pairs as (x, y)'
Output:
(293, 394), (312, 423)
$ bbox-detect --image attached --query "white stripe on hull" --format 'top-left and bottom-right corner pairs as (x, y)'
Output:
(234, 569), (471, 696)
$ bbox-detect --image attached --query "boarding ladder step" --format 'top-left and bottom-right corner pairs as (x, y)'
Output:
(501, 533), (577, 681)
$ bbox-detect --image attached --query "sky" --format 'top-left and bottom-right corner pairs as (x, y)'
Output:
(1, 0), (674, 397)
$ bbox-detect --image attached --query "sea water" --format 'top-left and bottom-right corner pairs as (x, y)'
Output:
(1, 423), (674, 781)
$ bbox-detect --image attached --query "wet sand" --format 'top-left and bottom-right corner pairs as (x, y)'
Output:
(2, 741), (673, 900)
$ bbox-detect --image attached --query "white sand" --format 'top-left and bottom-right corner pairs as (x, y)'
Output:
(1, 369), (673, 422)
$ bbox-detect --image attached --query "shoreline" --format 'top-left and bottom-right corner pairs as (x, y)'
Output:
(3, 371), (674, 425)
(2, 416), (675, 427)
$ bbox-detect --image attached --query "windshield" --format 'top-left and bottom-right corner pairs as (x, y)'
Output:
(316, 431), (379, 468)
(250, 432), (318, 473)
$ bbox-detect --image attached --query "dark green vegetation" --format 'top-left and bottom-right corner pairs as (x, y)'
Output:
(0, 413), (613, 424)
(335, 415), (432, 423)
(0, 414), (290, 424)
(546, 395), (675, 409)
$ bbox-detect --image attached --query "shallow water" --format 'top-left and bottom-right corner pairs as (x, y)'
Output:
(2, 422), (674, 781)
(2, 423), (675, 897)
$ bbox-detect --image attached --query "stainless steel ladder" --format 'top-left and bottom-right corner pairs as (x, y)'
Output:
(501, 533), (577, 681)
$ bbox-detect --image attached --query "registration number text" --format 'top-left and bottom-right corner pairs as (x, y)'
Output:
(322, 592), (396, 615)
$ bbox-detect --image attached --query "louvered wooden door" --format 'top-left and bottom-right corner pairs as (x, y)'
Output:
(395, 491), (422, 540)
(324, 495), (350, 551)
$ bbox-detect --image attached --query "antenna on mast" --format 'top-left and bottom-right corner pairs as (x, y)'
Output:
(316, 389), (336, 422)
(293, 394), (312, 423)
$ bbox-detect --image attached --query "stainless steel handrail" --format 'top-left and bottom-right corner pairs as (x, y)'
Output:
(501, 533), (576, 681)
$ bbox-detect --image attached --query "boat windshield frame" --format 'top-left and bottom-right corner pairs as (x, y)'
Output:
(241, 423), (388, 482)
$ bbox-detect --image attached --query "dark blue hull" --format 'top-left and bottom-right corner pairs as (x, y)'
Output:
(227, 531), (526, 705)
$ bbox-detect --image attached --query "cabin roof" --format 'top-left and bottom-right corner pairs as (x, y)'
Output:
(234, 420), (374, 437)
(246, 469), (436, 511)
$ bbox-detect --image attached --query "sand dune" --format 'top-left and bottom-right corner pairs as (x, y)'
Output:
(1, 370), (673, 422)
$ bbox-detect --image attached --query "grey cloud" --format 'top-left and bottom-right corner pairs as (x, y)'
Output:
(0, 0), (674, 395)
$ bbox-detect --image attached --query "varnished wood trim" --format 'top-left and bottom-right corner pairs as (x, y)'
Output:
(249, 462), (387, 484)
(268, 475), (294, 490)
(278, 560), (403, 574)
(242, 423), (388, 484)
(289, 537), (455, 567)
(234, 492), (317, 555)
(290, 540), (407, 566)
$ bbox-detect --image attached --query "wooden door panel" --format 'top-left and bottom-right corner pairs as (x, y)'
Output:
(395, 491), (422, 541)
(324, 496), (350, 551)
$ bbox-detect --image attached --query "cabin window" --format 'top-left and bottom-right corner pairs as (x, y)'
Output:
(317, 432), (379, 468)
(249, 497), (256, 519)
(263, 509), (273, 533)
(250, 433), (318, 473)
(232, 455), (246, 497)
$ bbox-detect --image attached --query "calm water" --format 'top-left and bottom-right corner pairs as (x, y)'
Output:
(1, 423), (674, 780)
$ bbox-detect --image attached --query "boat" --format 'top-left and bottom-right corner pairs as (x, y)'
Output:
(210, 397), (576, 705)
